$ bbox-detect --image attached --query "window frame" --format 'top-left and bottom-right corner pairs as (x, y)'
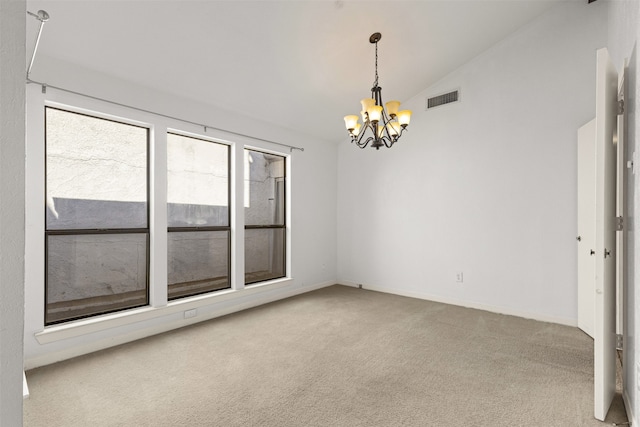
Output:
(43, 106), (151, 325)
(166, 131), (232, 300)
(244, 148), (287, 285)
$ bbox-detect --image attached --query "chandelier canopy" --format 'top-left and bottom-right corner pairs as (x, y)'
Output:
(344, 32), (412, 150)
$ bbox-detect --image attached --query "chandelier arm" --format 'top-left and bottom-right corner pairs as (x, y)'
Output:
(396, 126), (409, 140)
(352, 120), (373, 147)
(356, 136), (374, 149)
(381, 120), (392, 141)
(379, 107), (395, 137)
(381, 136), (395, 148)
(375, 85), (392, 132)
(372, 85), (383, 106)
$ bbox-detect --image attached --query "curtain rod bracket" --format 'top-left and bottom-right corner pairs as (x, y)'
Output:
(26, 10), (50, 79)
(25, 78), (48, 95)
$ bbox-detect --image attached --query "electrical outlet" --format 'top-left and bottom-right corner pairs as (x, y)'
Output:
(456, 272), (464, 283)
(184, 309), (197, 319)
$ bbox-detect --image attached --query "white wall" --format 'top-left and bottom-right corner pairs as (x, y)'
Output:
(337, 1), (607, 324)
(607, 0), (640, 422)
(24, 56), (338, 368)
(0, 0), (26, 424)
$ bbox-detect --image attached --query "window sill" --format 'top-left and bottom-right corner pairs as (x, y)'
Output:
(35, 278), (293, 344)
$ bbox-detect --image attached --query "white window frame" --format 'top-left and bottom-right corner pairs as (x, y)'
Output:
(25, 85), (293, 345)
(243, 147), (290, 285)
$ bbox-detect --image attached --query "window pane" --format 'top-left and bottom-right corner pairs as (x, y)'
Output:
(245, 228), (285, 284)
(46, 233), (148, 324)
(168, 231), (230, 299)
(167, 134), (229, 227)
(244, 150), (285, 226)
(45, 108), (148, 230)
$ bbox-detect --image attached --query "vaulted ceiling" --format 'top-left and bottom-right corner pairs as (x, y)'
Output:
(26, 0), (575, 144)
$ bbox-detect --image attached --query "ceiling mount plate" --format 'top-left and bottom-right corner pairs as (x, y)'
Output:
(369, 32), (381, 44)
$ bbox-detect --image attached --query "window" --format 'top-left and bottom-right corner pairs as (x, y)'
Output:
(244, 149), (286, 284)
(167, 133), (230, 300)
(45, 107), (149, 325)
(38, 101), (291, 328)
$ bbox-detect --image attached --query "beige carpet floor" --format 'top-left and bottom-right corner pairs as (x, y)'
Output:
(24, 285), (628, 426)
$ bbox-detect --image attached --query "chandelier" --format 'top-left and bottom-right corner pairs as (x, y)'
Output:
(343, 32), (412, 150)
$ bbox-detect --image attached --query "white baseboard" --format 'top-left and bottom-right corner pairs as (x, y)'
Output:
(337, 281), (577, 327)
(623, 389), (635, 426)
(25, 280), (335, 370)
(23, 371), (29, 399)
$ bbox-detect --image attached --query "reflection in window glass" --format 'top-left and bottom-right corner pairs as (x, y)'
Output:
(167, 134), (229, 227)
(244, 150), (285, 226)
(46, 108), (147, 230)
(46, 233), (148, 324)
(245, 228), (285, 283)
(45, 107), (149, 325)
(168, 231), (230, 300)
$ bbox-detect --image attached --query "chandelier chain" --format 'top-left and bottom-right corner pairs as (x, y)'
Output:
(373, 41), (379, 88)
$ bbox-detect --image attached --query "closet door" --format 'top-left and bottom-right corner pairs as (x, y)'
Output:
(577, 118), (596, 339)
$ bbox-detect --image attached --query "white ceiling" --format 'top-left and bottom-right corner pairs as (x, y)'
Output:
(26, 0), (573, 144)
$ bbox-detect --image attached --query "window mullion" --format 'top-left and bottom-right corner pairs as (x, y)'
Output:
(232, 142), (245, 290)
(150, 126), (168, 307)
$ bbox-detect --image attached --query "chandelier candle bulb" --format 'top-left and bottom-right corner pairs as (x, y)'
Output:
(361, 98), (376, 112)
(397, 110), (412, 127)
(368, 105), (383, 123)
(344, 115), (359, 131)
(385, 101), (401, 117)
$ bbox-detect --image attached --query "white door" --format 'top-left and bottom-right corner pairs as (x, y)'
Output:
(593, 47), (618, 422)
(615, 60), (627, 335)
(577, 118), (596, 338)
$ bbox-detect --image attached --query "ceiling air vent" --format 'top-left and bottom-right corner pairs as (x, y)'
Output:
(426, 89), (460, 110)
